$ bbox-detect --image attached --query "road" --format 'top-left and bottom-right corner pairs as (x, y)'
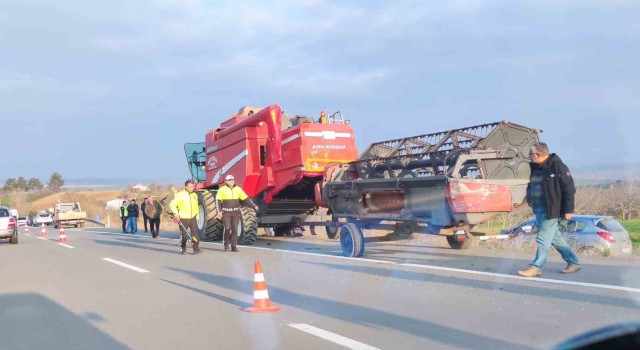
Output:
(1, 226), (639, 350)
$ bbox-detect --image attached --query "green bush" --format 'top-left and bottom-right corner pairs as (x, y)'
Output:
(621, 221), (640, 247)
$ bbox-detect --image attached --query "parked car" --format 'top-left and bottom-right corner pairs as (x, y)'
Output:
(34, 212), (54, 226)
(17, 216), (29, 226)
(0, 206), (18, 244)
(502, 215), (632, 257)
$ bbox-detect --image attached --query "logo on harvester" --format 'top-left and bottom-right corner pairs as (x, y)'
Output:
(312, 145), (347, 150)
(212, 150), (249, 184)
(207, 156), (218, 170)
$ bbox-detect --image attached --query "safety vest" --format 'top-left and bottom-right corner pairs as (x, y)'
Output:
(216, 185), (249, 212)
(120, 205), (128, 217)
(169, 190), (199, 219)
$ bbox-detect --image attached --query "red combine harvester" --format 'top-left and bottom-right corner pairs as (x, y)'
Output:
(183, 105), (358, 244)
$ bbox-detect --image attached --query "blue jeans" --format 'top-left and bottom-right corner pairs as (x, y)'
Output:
(531, 212), (580, 269)
(127, 217), (138, 233)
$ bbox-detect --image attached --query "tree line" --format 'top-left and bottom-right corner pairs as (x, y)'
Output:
(2, 173), (65, 192)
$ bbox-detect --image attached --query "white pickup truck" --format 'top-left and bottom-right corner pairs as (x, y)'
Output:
(0, 206), (18, 244)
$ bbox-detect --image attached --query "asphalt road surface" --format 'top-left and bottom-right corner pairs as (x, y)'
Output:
(1, 226), (639, 350)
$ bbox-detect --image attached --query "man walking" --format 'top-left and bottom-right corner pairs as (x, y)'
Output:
(144, 197), (162, 238)
(127, 199), (139, 234)
(119, 201), (128, 233)
(518, 142), (581, 277)
(141, 197), (149, 233)
(216, 175), (258, 252)
(170, 180), (202, 255)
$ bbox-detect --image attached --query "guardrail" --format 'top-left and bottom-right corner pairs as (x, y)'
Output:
(84, 218), (107, 228)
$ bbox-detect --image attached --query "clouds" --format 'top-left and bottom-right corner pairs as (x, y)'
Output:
(1, 1), (639, 179)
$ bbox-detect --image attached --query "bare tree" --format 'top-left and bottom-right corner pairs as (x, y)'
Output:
(574, 186), (608, 215)
(605, 182), (640, 220)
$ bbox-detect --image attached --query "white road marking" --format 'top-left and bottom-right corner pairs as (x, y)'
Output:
(58, 243), (75, 249)
(102, 258), (149, 273)
(400, 262), (640, 294)
(79, 229), (640, 294)
(289, 324), (380, 350)
(37, 237), (47, 240)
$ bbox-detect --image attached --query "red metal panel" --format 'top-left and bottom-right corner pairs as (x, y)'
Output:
(446, 181), (513, 213)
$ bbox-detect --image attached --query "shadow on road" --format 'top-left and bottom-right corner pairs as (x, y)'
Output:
(0, 293), (128, 350)
(298, 261), (639, 310)
(93, 239), (180, 254)
(168, 267), (532, 350)
(160, 279), (250, 310)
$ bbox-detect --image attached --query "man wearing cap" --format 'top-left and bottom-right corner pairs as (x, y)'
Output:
(216, 174), (258, 252)
(170, 180), (202, 255)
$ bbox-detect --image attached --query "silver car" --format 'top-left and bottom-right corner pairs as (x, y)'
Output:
(0, 206), (18, 244)
(502, 215), (632, 257)
(34, 212), (54, 226)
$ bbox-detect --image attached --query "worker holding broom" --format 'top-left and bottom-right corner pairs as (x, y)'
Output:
(170, 180), (202, 255)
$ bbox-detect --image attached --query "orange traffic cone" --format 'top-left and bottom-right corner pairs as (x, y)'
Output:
(58, 224), (67, 243)
(244, 261), (280, 313)
(41, 223), (47, 237)
(24, 227), (30, 235)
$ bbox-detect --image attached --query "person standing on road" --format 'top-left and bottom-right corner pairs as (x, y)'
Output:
(169, 180), (202, 255)
(216, 174), (258, 252)
(518, 142), (581, 277)
(127, 199), (139, 234)
(119, 201), (128, 233)
(144, 197), (162, 238)
(141, 197), (149, 233)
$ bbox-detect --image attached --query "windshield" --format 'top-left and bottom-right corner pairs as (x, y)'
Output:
(1, 2), (639, 350)
(0, 209), (9, 218)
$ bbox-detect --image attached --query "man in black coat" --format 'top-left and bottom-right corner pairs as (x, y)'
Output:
(518, 142), (581, 277)
(141, 197), (148, 233)
(127, 199), (139, 234)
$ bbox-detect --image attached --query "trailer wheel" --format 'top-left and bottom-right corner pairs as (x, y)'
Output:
(446, 235), (473, 249)
(340, 223), (365, 257)
(238, 207), (258, 245)
(197, 191), (224, 241)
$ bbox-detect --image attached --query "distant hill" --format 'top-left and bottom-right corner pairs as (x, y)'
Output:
(572, 162), (640, 185)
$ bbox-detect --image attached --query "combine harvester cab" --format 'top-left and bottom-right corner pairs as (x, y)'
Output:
(183, 105), (358, 244)
(321, 121), (541, 257)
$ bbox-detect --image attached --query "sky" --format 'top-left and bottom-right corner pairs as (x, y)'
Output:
(1, 0), (639, 182)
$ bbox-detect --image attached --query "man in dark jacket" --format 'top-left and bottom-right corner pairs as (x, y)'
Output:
(518, 142), (581, 277)
(127, 199), (139, 234)
(144, 197), (163, 238)
(141, 197), (148, 233)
